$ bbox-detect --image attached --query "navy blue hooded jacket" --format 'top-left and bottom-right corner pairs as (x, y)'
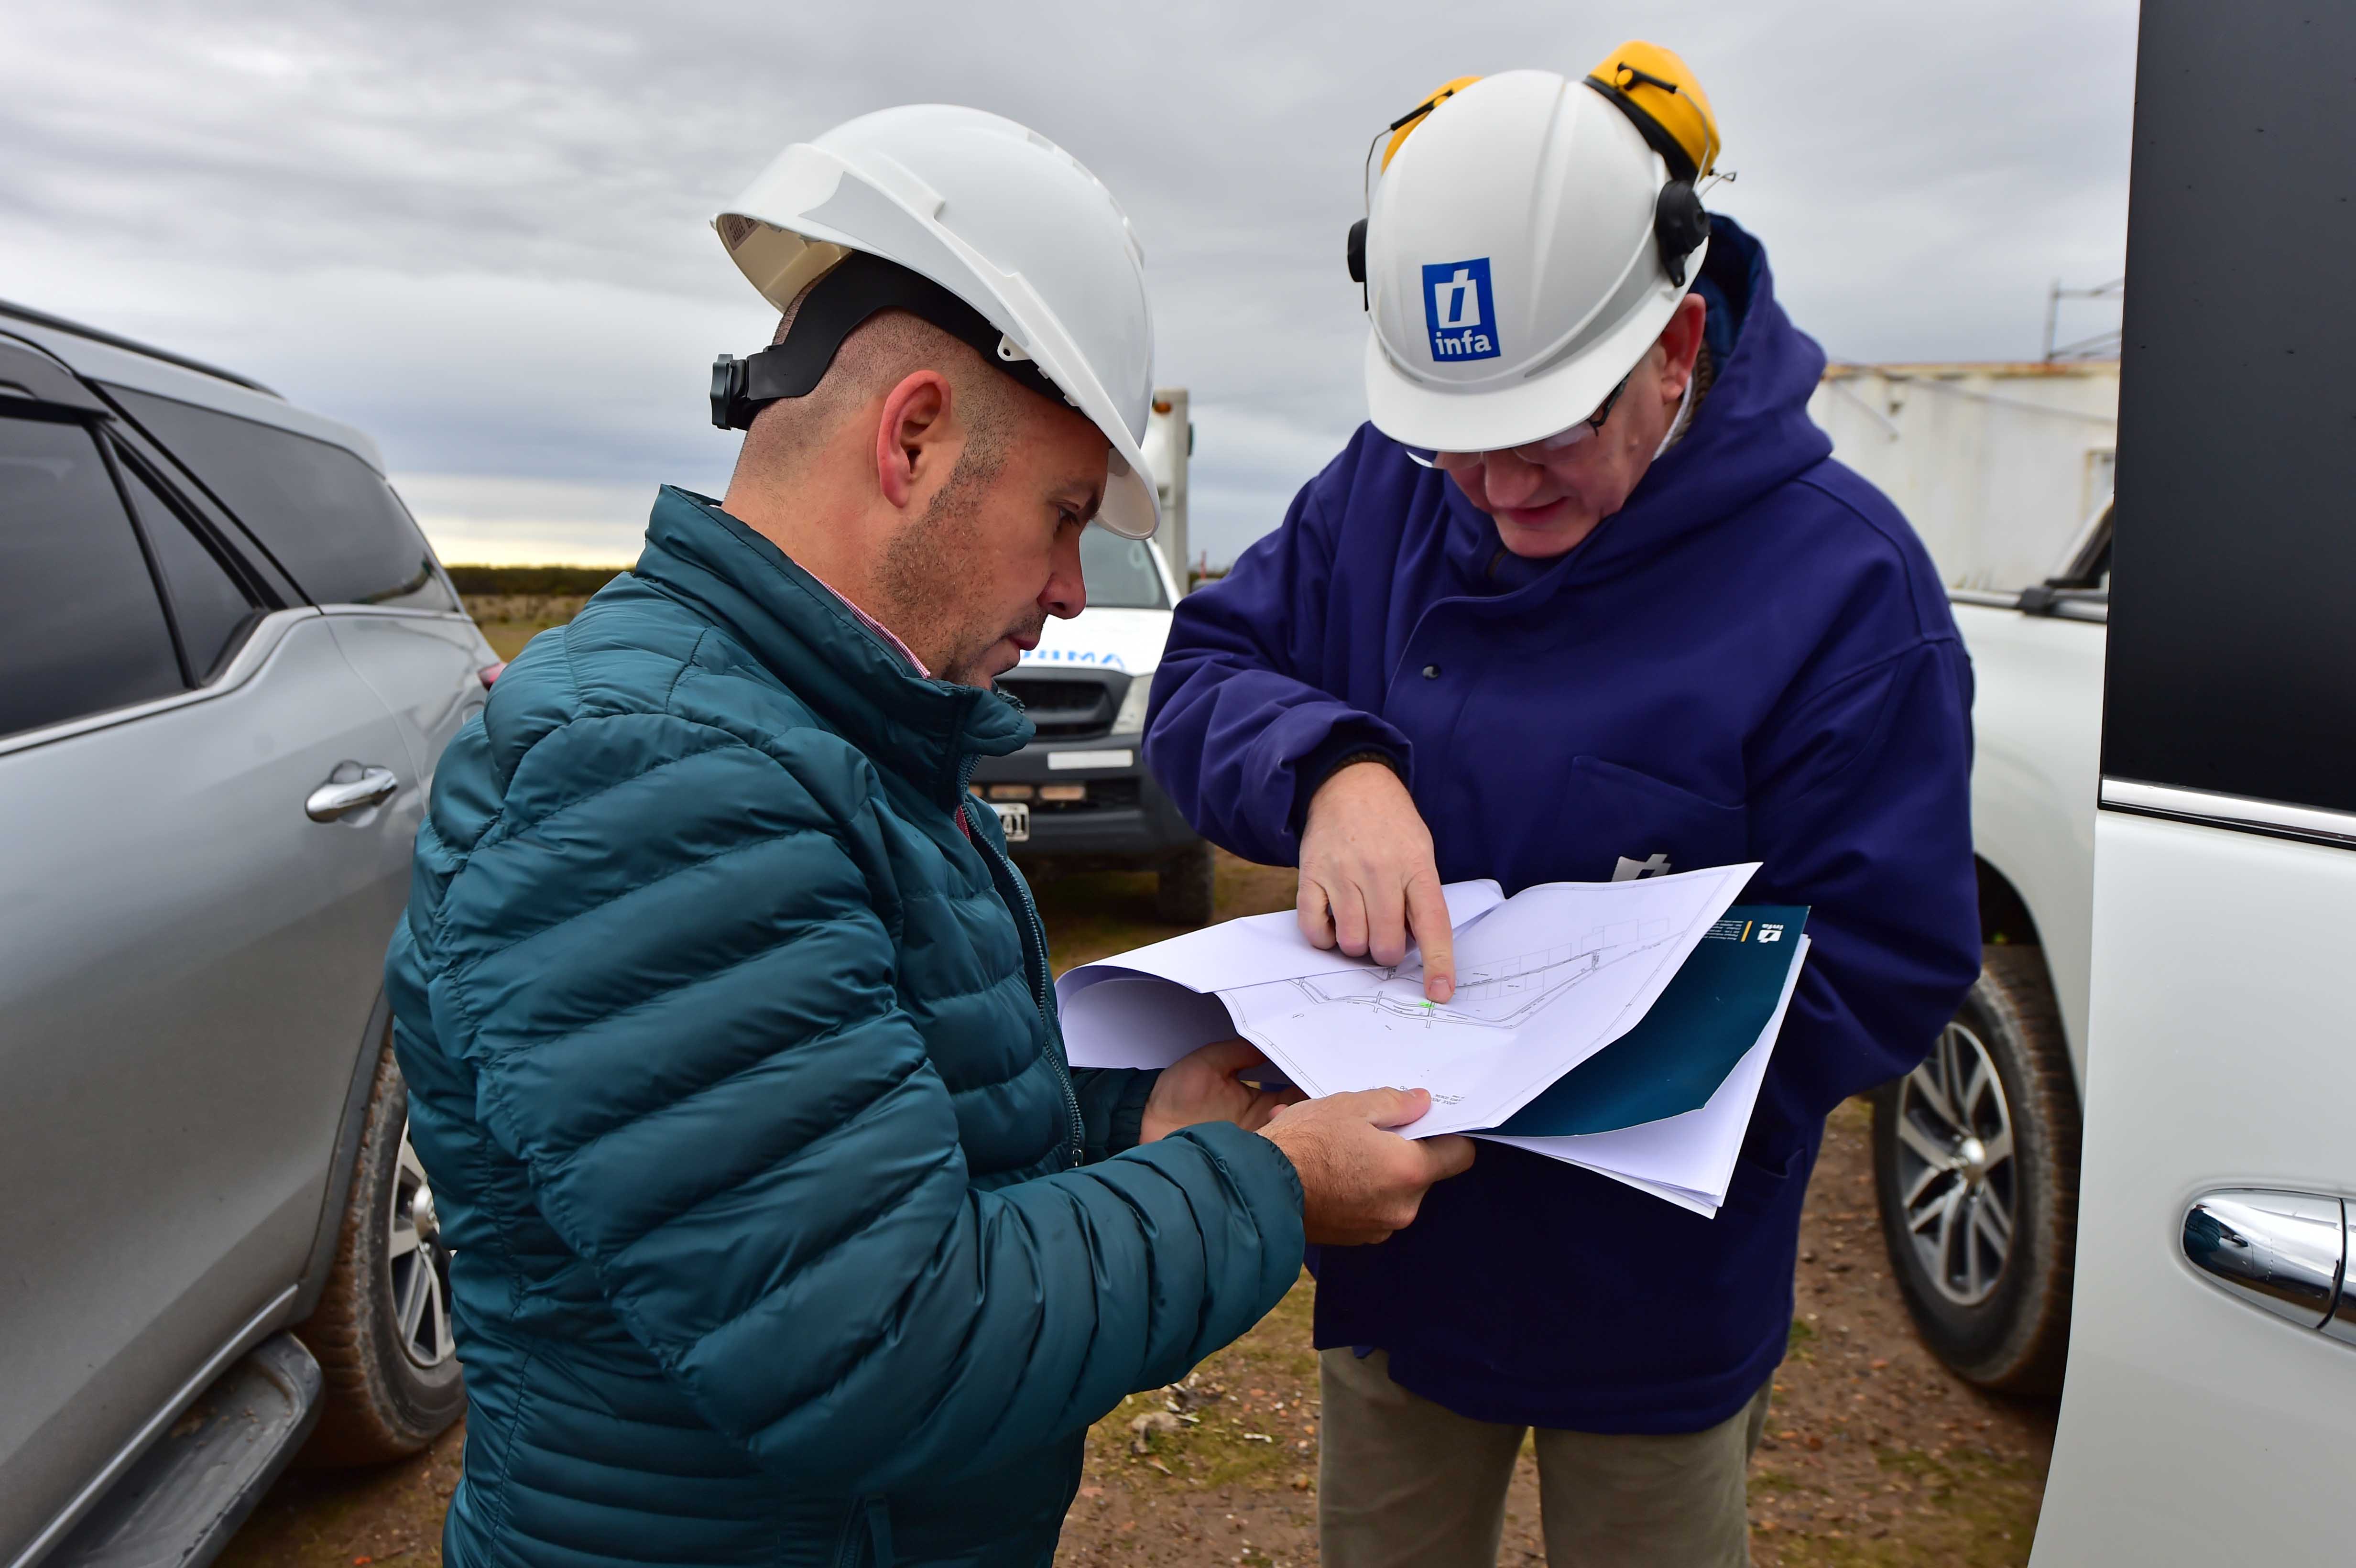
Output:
(1142, 218), (1980, 1433)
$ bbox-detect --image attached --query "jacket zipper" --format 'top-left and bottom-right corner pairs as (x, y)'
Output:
(957, 752), (1085, 1167)
(833, 1496), (892, 1568)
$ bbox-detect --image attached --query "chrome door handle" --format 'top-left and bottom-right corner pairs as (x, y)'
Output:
(2183, 1189), (2356, 1346)
(305, 762), (399, 822)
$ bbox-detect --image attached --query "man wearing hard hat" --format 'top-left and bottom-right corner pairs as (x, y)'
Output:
(386, 106), (1471, 1568)
(1146, 45), (1981, 1567)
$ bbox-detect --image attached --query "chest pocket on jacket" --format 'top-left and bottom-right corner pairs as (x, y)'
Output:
(1549, 756), (1748, 885)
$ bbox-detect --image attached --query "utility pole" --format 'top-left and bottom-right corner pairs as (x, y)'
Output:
(1145, 387), (1191, 591)
(2043, 277), (2125, 361)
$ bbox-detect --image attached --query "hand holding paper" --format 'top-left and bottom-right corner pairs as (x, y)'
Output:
(1259, 1087), (1475, 1245)
(1059, 865), (1809, 1215)
(1139, 1038), (1300, 1141)
(1066, 865), (1753, 1132)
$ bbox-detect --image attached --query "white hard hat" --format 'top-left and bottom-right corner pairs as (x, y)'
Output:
(1361, 70), (1708, 456)
(715, 105), (1161, 539)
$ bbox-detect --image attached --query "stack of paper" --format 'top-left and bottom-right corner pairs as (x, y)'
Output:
(1474, 911), (1808, 1215)
(1057, 865), (1810, 1216)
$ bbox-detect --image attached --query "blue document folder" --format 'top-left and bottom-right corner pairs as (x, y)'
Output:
(1479, 904), (1810, 1137)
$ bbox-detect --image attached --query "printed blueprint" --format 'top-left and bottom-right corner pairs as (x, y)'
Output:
(1059, 864), (1758, 1140)
(1218, 867), (1754, 1135)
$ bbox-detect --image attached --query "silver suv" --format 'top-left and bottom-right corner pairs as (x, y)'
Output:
(0, 301), (494, 1568)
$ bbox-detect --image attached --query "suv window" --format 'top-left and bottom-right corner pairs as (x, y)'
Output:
(1080, 528), (1168, 610)
(2102, 5), (2356, 817)
(0, 412), (183, 737)
(109, 388), (458, 612)
(114, 450), (261, 682)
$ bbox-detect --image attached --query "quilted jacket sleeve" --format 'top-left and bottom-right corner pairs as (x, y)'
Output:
(416, 715), (1303, 1494)
(1069, 1067), (1159, 1161)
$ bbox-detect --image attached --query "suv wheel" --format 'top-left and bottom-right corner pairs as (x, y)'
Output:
(294, 1040), (465, 1464)
(1872, 946), (2080, 1395)
(1154, 840), (1217, 926)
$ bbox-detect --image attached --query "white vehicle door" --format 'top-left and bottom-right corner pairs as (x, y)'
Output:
(2029, 7), (2356, 1563)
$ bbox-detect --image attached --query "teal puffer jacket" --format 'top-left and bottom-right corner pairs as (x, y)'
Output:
(386, 487), (1304, 1568)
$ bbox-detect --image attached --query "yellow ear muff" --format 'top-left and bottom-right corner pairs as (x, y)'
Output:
(1582, 40), (1719, 182)
(1380, 76), (1484, 171)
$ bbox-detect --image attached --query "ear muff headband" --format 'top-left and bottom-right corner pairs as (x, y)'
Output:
(1581, 75), (1712, 289)
(709, 250), (1065, 430)
(1582, 69), (1701, 182)
(1381, 76), (1483, 173)
(1348, 77), (1483, 295)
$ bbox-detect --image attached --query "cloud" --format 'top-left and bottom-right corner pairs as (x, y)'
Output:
(396, 473), (654, 566)
(0, 0), (2137, 564)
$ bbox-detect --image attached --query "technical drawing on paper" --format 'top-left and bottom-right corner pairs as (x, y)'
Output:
(1212, 865), (1756, 1132)
(1276, 917), (1678, 1029)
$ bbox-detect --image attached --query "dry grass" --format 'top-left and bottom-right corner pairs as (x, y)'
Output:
(460, 594), (590, 663)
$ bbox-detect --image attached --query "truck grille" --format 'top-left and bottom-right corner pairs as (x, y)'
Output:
(997, 672), (1123, 740)
(1036, 779), (1141, 813)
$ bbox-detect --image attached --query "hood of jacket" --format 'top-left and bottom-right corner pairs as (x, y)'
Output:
(1435, 214), (1836, 597)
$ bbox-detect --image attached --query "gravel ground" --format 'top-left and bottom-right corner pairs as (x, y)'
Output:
(220, 853), (2054, 1568)
(1049, 1103), (2054, 1568)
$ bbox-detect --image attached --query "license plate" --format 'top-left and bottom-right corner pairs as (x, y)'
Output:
(992, 801), (1030, 843)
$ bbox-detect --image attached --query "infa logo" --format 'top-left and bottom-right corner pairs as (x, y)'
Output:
(1421, 258), (1500, 362)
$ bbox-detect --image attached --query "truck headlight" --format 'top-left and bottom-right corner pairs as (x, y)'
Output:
(1112, 675), (1154, 736)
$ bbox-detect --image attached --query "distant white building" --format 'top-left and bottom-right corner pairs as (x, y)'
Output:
(1810, 360), (2117, 592)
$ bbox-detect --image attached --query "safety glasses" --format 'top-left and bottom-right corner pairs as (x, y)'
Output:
(1401, 371), (1633, 469)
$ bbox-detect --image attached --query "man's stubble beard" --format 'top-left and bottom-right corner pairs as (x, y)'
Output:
(873, 472), (1045, 689)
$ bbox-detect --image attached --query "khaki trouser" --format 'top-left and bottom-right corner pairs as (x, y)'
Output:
(1318, 1349), (1771, 1568)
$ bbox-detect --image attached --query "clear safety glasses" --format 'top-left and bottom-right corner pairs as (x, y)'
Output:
(1401, 370), (1633, 469)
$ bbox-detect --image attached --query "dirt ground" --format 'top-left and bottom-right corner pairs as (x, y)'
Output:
(219, 853), (2054, 1568)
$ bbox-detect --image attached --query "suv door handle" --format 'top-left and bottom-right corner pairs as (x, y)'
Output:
(305, 762), (400, 822)
(2183, 1190), (2356, 1345)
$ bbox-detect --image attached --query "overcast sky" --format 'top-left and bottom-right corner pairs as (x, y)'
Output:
(1, 0), (2137, 566)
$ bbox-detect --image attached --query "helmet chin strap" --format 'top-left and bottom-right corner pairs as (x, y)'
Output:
(1650, 364), (1698, 463)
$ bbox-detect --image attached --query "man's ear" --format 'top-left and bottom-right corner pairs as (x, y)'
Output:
(1657, 293), (1708, 402)
(874, 370), (953, 512)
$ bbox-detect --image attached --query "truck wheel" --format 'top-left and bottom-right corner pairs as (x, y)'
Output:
(1872, 946), (2080, 1395)
(1154, 840), (1217, 927)
(293, 1039), (465, 1464)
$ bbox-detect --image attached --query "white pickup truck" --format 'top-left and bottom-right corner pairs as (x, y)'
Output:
(970, 530), (1214, 922)
(1883, 14), (2356, 1561)
(968, 392), (1216, 924)
(1868, 502), (2111, 1394)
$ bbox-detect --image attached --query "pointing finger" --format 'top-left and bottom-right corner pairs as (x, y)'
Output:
(1405, 872), (1456, 1002)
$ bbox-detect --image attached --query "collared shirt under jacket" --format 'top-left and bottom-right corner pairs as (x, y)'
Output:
(1142, 217), (1981, 1435)
(386, 488), (1304, 1568)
